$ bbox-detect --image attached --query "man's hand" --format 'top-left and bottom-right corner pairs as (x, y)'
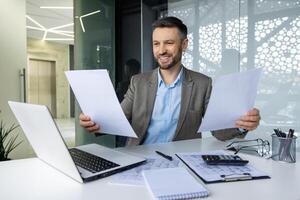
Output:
(79, 113), (100, 133)
(235, 108), (261, 131)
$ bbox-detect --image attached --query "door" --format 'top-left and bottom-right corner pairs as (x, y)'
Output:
(28, 59), (57, 117)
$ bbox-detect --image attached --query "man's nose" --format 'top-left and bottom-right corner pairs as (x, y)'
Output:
(158, 44), (167, 55)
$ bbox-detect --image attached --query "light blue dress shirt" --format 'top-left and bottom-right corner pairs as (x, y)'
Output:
(143, 68), (183, 144)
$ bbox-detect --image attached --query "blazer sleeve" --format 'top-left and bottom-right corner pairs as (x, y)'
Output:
(120, 76), (135, 122)
(203, 78), (247, 141)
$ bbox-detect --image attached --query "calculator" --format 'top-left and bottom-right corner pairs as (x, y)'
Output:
(201, 154), (249, 166)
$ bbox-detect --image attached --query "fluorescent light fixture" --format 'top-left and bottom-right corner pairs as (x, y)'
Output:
(81, 10), (101, 18)
(26, 15), (45, 29)
(40, 6), (73, 9)
(49, 23), (74, 30)
(77, 10), (101, 32)
(79, 17), (85, 32)
(50, 30), (74, 37)
(44, 38), (74, 41)
(42, 30), (48, 40)
(26, 15), (74, 41)
(27, 26), (74, 37)
(26, 26), (44, 31)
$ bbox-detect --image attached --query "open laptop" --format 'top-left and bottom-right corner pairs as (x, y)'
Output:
(8, 101), (146, 183)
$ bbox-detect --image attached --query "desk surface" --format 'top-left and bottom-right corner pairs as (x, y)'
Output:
(1, 137), (299, 200)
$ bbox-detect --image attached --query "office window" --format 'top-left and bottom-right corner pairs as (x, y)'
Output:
(143, 0), (300, 135)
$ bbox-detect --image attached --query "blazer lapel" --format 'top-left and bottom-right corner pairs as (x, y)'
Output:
(174, 67), (193, 139)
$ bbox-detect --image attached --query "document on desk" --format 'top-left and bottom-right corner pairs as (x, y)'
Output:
(65, 70), (137, 137)
(109, 156), (181, 186)
(198, 68), (262, 132)
(176, 150), (270, 184)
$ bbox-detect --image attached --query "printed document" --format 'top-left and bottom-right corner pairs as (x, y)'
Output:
(65, 70), (137, 137)
(176, 150), (268, 183)
(198, 68), (262, 132)
(110, 156), (181, 186)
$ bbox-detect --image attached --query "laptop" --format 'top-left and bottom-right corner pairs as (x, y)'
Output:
(8, 101), (146, 183)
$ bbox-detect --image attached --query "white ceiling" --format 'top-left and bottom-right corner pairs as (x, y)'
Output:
(26, 0), (74, 44)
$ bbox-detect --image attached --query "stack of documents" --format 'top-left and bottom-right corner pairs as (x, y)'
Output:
(110, 157), (181, 186)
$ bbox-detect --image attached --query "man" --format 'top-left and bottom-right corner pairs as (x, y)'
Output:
(80, 16), (260, 146)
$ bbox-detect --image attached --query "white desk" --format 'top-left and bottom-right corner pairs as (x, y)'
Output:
(1, 137), (299, 200)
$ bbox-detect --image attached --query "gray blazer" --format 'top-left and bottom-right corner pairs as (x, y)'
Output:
(121, 66), (245, 146)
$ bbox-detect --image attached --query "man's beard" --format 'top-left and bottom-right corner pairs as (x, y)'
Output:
(156, 49), (183, 70)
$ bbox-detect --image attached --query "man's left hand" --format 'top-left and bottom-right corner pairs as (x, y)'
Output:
(235, 108), (261, 131)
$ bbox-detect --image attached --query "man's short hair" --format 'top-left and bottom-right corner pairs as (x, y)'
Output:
(152, 16), (187, 39)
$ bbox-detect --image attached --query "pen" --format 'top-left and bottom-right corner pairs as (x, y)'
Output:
(155, 151), (173, 161)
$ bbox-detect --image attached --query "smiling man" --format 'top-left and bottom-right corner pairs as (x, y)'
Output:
(80, 16), (261, 146)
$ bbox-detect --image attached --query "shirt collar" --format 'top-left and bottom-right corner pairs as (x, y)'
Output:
(158, 67), (183, 88)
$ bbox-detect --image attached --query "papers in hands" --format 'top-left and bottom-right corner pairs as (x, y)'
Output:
(65, 70), (137, 138)
(198, 68), (262, 132)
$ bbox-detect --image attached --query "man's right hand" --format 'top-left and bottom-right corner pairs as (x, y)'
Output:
(79, 113), (100, 133)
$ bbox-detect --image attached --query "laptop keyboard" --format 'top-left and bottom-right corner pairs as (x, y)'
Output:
(69, 148), (120, 173)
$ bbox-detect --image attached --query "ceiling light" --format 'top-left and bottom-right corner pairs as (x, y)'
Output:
(49, 30), (74, 37)
(26, 26), (44, 31)
(81, 10), (101, 18)
(76, 10), (101, 32)
(26, 15), (73, 41)
(44, 38), (74, 41)
(42, 30), (48, 40)
(26, 15), (45, 29)
(49, 23), (74, 30)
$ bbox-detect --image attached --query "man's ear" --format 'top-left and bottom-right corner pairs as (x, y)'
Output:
(182, 38), (188, 51)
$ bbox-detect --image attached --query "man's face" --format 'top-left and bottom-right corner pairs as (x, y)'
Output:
(152, 27), (188, 70)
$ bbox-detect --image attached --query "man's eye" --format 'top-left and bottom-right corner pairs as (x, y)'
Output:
(153, 43), (159, 46)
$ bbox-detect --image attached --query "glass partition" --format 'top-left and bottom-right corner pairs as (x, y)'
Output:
(74, 0), (116, 147)
(241, 0), (300, 135)
(142, 0), (300, 136)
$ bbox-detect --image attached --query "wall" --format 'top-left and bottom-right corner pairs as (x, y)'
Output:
(0, 0), (28, 159)
(27, 38), (70, 119)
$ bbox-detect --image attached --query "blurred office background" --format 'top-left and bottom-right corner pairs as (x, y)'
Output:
(0, 0), (299, 159)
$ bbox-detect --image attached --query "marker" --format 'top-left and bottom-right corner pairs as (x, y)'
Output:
(288, 129), (294, 138)
(155, 151), (173, 161)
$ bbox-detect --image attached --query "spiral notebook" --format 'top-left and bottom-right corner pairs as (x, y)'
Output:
(142, 167), (209, 200)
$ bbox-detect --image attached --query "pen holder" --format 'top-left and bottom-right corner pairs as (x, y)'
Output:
(271, 134), (297, 163)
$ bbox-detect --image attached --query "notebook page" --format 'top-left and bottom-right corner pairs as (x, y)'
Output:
(143, 167), (209, 199)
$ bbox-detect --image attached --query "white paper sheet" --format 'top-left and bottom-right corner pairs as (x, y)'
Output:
(198, 68), (262, 132)
(65, 70), (137, 138)
(109, 156), (181, 186)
